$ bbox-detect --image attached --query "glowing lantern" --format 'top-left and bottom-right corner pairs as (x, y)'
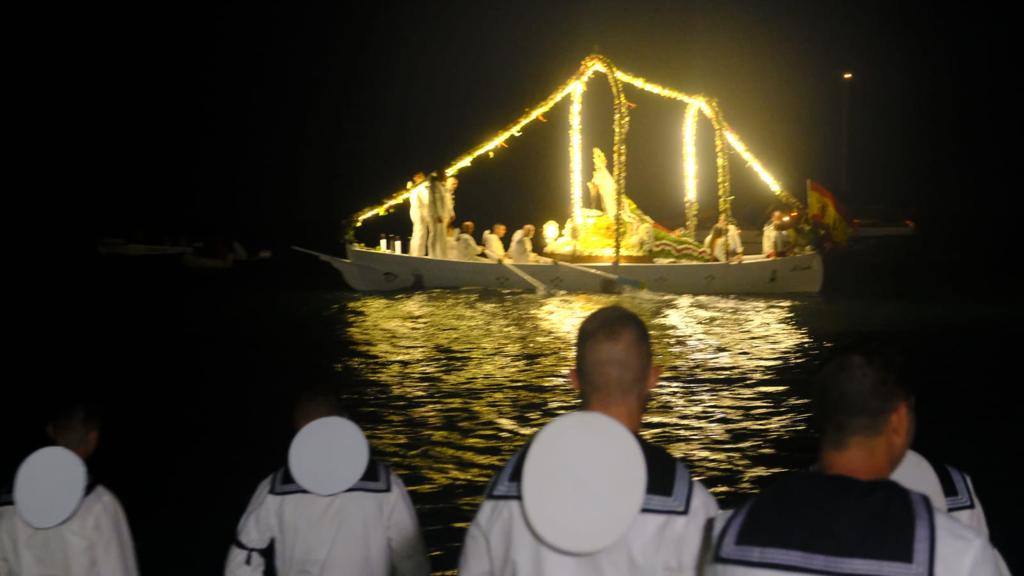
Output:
(543, 220), (560, 245)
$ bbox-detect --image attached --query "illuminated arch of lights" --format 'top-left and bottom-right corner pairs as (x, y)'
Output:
(351, 54), (802, 238)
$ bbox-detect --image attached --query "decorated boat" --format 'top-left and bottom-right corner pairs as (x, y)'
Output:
(296, 246), (821, 294)
(298, 54), (824, 294)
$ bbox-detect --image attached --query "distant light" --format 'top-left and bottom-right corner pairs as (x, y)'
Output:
(842, 72), (854, 80)
(543, 220), (560, 244)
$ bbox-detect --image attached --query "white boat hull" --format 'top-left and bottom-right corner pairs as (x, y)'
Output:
(296, 246), (823, 294)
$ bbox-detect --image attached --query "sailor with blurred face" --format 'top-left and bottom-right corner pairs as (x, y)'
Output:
(427, 173), (455, 259)
(408, 172), (429, 257)
(482, 223), (508, 261)
(702, 352), (1010, 576)
(708, 213), (741, 260)
(761, 210), (789, 258)
(459, 306), (721, 576)
(456, 221), (487, 261)
(508, 224), (550, 264)
(225, 388), (429, 576)
(0, 403), (138, 576)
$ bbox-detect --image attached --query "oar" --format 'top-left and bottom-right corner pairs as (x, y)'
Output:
(291, 246), (332, 260)
(501, 261), (550, 295)
(554, 260), (645, 291)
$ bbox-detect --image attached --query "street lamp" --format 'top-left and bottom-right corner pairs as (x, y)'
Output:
(841, 71), (854, 197)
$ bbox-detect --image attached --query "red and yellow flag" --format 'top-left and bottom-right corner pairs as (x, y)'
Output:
(806, 179), (850, 245)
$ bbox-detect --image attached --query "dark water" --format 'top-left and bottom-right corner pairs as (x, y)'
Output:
(5, 252), (1021, 574)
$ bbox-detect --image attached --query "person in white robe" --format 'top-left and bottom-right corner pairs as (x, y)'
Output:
(891, 448), (990, 538)
(761, 210), (792, 258)
(508, 224), (550, 264)
(705, 216), (744, 263)
(481, 223), (508, 261)
(460, 307), (720, 576)
(719, 214), (744, 260)
(701, 352), (1009, 576)
(427, 173), (455, 259)
(407, 173), (429, 257)
(0, 404), (138, 576)
(704, 225), (729, 262)
(455, 221), (487, 261)
(445, 176), (459, 213)
(225, 389), (429, 576)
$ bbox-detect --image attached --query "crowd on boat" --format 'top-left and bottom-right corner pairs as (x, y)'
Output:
(0, 306), (1011, 575)
(402, 150), (812, 267)
(403, 170), (550, 265)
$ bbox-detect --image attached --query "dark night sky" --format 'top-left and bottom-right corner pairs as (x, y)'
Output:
(17, 1), (1018, 260)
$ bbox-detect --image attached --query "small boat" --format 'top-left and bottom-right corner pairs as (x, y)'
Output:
(295, 246), (823, 295)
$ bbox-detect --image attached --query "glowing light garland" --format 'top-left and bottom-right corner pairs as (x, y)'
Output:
(708, 100), (734, 219)
(586, 55), (632, 263)
(683, 101), (700, 238)
(569, 81), (584, 228)
(350, 55), (799, 238)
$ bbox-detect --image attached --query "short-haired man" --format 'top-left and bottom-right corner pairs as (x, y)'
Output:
(508, 224), (550, 264)
(482, 223), (508, 261)
(455, 221), (487, 261)
(459, 306), (720, 575)
(761, 210), (790, 258)
(225, 388), (429, 576)
(0, 403), (139, 576)
(703, 352), (1009, 575)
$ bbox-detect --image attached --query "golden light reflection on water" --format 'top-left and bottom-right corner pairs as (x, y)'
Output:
(330, 290), (820, 566)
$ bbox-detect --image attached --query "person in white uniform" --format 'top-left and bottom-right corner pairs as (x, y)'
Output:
(407, 172), (429, 257)
(427, 173), (455, 259)
(761, 210), (790, 258)
(482, 223), (508, 261)
(0, 403), (138, 576)
(705, 214), (744, 263)
(225, 388), (429, 576)
(425, 171), (454, 256)
(704, 224), (728, 262)
(455, 221), (487, 261)
(705, 219), (744, 263)
(459, 306), (720, 576)
(507, 224), (550, 264)
(702, 352), (1010, 576)
(891, 449), (990, 537)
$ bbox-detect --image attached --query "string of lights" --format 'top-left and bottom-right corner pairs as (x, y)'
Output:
(708, 99), (734, 219)
(683, 101), (701, 238)
(349, 55), (798, 237)
(569, 81), (584, 229)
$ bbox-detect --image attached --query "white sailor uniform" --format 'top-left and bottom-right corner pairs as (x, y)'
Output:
(427, 179), (454, 259)
(508, 229), (549, 264)
(459, 439), (720, 576)
(0, 480), (138, 576)
(482, 230), (506, 260)
(408, 185), (431, 257)
(702, 472), (1008, 576)
(891, 449), (990, 538)
(225, 459), (429, 576)
(456, 232), (486, 261)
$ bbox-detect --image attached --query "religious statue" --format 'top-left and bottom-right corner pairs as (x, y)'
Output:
(546, 146), (711, 262)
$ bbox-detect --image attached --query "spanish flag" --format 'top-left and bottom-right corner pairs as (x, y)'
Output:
(806, 179), (850, 245)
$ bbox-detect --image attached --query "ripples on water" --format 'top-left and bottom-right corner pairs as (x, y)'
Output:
(327, 290), (826, 570)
